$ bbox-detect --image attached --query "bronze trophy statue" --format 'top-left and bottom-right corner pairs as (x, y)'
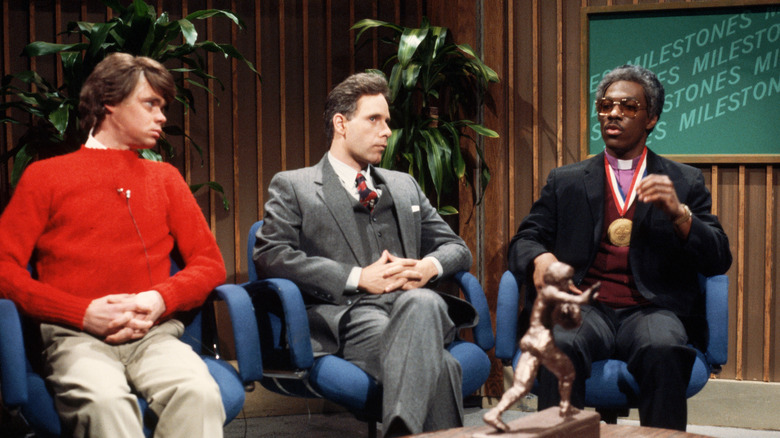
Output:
(483, 262), (600, 432)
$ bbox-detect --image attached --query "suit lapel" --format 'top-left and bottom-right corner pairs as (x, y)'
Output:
(583, 153), (606, 249)
(632, 149), (663, 226)
(374, 169), (418, 259)
(315, 157), (369, 265)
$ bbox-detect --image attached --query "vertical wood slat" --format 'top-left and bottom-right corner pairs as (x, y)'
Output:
(182, 2), (191, 186)
(372, 2), (378, 68)
(55, 0), (62, 85)
(206, 0), (216, 232)
(279, 0), (287, 171)
(255, 2), (264, 220)
(2, 0), (11, 186)
(711, 165), (718, 216)
(303, 0), (311, 167)
(231, 0), (240, 280)
(326, 0), (333, 93)
(28, 1), (35, 92)
(736, 165), (745, 379)
(349, 0), (355, 74)
(507, 0), (515, 233)
(531, 0), (540, 199)
(765, 166), (774, 381)
(556, 0), (563, 168)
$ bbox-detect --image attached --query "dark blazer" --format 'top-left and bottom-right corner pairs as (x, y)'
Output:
(508, 149), (732, 320)
(254, 154), (477, 354)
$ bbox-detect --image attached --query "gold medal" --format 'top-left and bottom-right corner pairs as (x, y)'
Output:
(607, 218), (632, 247)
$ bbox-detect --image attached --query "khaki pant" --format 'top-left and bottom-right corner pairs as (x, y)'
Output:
(41, 320), (225, 438)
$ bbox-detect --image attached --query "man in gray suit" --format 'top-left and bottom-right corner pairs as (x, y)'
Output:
(254, 73), (477, 436)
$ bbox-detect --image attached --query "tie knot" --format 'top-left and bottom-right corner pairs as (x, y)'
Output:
(355, 172), (377, 211)
(355, 172), (367, 185)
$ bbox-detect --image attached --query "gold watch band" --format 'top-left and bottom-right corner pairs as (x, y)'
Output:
(674, 204), (692, 226)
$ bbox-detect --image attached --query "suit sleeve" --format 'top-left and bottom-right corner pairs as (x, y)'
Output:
(253, 173), (354, 303)
(413, 174), (472, 276)
(507, 168), (559, 280)
(677, 169), (732, 276)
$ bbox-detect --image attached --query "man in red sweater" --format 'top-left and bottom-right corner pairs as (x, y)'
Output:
(0, 53), (227, 437)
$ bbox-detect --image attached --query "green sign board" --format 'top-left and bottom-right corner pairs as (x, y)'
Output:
(584, 2), (780, 162)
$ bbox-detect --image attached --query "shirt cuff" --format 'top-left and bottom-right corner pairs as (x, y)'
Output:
(424, 256), (444, 280)
(346, 266), (362, 292)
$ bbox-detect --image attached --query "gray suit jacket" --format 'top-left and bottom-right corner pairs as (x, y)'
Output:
(254, 154), (477, 354)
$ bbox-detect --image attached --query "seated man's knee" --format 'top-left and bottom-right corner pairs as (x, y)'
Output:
(175, 377), (222, 409)
(66, 389), (141, 426)
(396, 288), (446, 311)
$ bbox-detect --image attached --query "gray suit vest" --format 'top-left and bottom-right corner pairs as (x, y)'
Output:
(352, 184), (405, 261)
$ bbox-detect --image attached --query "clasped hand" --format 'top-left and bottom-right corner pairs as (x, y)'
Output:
(358, 250), (437, 294)
(82, 290), (166, 344)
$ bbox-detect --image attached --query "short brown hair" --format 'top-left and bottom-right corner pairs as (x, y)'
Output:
(323, 73), (390, 144)
(79, 53), (175, 133)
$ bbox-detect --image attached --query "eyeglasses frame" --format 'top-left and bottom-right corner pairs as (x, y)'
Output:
(595, 97), (647, 118)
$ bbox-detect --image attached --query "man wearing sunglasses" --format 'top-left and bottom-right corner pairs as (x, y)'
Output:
(507, 64), (731, 430)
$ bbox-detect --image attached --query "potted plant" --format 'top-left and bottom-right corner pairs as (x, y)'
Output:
(0, 0), (259, 208)
(351, 18), (499, 215)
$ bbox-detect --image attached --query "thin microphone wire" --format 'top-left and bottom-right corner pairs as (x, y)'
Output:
(119, 188), (154, 286)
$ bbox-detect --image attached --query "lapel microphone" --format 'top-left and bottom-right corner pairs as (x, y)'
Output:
(117, 188), (131, 199)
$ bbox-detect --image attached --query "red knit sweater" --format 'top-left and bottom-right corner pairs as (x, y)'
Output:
(0, 146), (226, 329)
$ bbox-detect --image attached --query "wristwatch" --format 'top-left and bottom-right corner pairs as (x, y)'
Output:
(673, 204), (692, 226)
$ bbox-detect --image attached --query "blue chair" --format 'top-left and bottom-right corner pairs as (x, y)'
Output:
(244, 220), (494, 436)
(494, 270), (728, 423)
(0, 259), (263, 437)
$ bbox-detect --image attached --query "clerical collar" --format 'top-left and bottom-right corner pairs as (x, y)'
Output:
(604, 152), (642, 171)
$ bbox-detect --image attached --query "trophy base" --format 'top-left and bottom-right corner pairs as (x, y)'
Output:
(471, 407), (600, 438)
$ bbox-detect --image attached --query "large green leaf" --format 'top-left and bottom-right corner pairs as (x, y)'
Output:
(138, 148), (163, 162)
(190, 181), (230, 210)
(466, 122), (499, 138)
(438, 206), (458, 216)
(381, 128), (402, 169)
(420, 130), (444, 203)
(351, 19), (401, 45)
(178, 19), (198, 46)
(23, 42), (85, 57)
(86, 22), (118, 57)
(397, 28), (428, 68)
(11, 144), (35, 186)
(401, 63), (422, 90)
(185, 9), (245, 29)
(48, 103), (71, 135)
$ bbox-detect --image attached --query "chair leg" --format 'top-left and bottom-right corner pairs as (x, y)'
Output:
(367, 420), (377, 438)
(596, 407), (629, 424)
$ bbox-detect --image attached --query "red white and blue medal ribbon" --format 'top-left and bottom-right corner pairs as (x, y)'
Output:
(604, 147), (647, 246)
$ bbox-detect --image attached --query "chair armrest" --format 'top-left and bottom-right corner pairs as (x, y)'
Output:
(495, 271), (520, 361)
(244, 278), (314, 370)
(453, 271), (495, 351)
(213, 284), (263, 384)
(0, 299), (29, 406)
(702, 274), (729, 366)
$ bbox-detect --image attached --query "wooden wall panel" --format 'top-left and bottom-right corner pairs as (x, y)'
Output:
(1, 0), (778, 392)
